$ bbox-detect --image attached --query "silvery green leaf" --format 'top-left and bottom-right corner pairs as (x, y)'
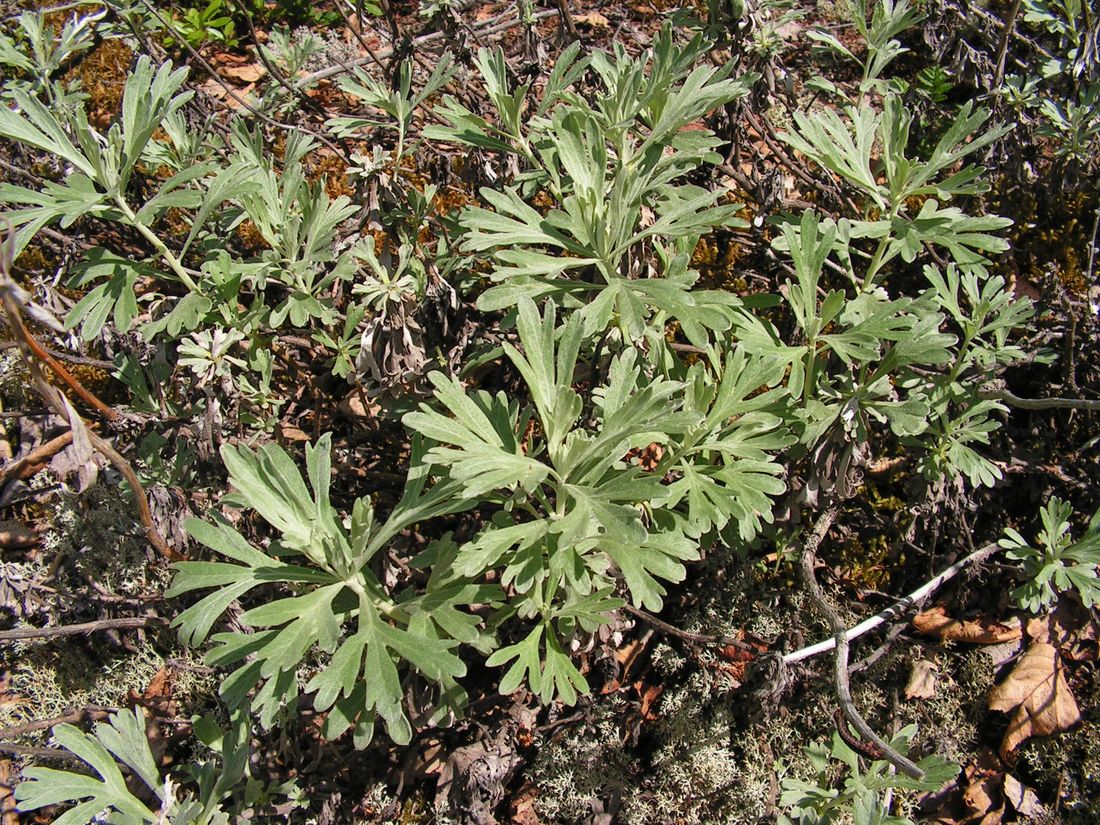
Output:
(14, 709), (163, 825)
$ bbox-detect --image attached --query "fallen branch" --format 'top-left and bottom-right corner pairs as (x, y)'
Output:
(983, 384), (1100, 412)
(0, 222), (181, 562)
(0, 705), (114, 739)
(0, 431), (73, 482)
(0, 741), (80, 761)
(622, 603), (752, 651)
(0, 616), (162, 642)
(798, 506), (925, 780)
(784, 542), (1003, 665)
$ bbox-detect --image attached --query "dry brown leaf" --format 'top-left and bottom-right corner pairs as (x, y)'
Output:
(913, 606), (1022, 644)
(987, 642), (1081, 760)
(509, 782), (542, 825)
(904, 658), (938, 700)
(1002, 774), (1045, 819)
(0, 520), (37, 549)
(197, 78), (255, 109)
(278, 424), (312, 443)
(222, 63), (266, 83)
(211, 51), (249, 65)
(574, 11), (610, 26)
(962, 775), (1003, 824)
(338, 389), (380, 419)
(144, 667), (172, 699)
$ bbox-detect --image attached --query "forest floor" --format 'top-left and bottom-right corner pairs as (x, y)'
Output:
(0, 0), (1099, 823)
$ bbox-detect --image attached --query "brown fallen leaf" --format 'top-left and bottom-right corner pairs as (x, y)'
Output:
(211, 51), (249, 66)
(574, 11), (610, 26)
(0, 520), (37, 550)
(913, 606), (1022, 644)
(987, 641), (1081, 761)
(338, 389), (380, 419)
(904, 658), (938, 700)
(222, 63), (266, 84)
(197, 78), (256, 109)
(509, 782), (542, 825)
(278, 423), (312, 443)
(1002, 774), (1046, 819)
(962, 775), (1003, 825)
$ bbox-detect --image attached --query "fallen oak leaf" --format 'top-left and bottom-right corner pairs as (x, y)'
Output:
(987, 641), (1080, 761)
(913, 606), (1022, 644)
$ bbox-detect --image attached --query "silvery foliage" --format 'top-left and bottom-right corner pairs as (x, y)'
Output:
(14, 707), (293, 825)
(779, 725), (957, 825)
(426, 27), (760, 354)
(762, 0), (1032, 489)
(1, 4), (1045, 816)
(1001, 497), (1100, 612)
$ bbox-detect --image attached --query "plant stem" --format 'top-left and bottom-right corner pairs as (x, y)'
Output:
(115, 196), (204, 295)
(860, 209), (898, 292)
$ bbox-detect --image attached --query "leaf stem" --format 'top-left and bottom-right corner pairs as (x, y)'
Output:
(114, 196), (204, 295)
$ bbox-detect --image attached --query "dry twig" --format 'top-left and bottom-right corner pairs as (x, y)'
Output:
(621, 604), (753, 651)
(0, 223), (181, 562)
(0, 706), (114, 739)
(798, 506), (926, 779)
(0, 431), (73, 482)
(0, 616), (162, 642)
(784, 541), (1003, 665)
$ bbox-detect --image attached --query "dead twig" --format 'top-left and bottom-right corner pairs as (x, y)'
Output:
(0, 431), (73, 482)
(983, 384), (1100, 411)
(0, 339), (115, 370)
(0, 616), (162, 642)
(229, 0), (325, 114)
(994, 0), (1023, 89)
(0, 705), (114, 739)
(798, 506), (926, 780)
(0, 742), (80, 761)
(784, 541), (1002, 665)
(0, 222), (181, 562)
(621, 604), (753, 652)
(292, 8), (559, 89)
(556, 0), (578, 39)
(11, 322), (119, 424)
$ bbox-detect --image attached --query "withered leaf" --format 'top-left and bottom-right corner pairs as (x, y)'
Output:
(913, 606), (1022, 644)
(904, 658), (938, 700)
(221, 63), (266, 83)
(987, 642), (1081, 761)
(962, 775), (1003, 824)
(0, 520), (36, 549)
(574, 12), (610, 26)
(1003, 774), (1045, 819)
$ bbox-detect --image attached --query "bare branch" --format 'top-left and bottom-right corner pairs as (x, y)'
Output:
(784, 542), (1003, 665)
(798, 506), (926, 780)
